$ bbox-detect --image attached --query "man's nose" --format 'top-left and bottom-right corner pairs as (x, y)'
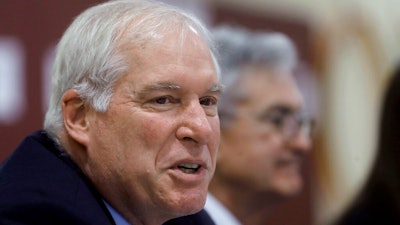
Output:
(288, 129), (313, 154)
(176, 101), (214, 145)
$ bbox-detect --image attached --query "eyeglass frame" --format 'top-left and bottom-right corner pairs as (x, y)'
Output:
(234, 105), (314, 141)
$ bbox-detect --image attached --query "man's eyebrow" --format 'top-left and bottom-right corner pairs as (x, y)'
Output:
(134, 83), (181, 99)
(135, 82), (224, 97)
(209, 83), (225, 93)
(143, 83), (181, 92)
(134, 83), (181, 95)
(262, 104), (299, 115)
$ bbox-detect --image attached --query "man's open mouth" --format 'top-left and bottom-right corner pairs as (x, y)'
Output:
(177, 163), (201, 174)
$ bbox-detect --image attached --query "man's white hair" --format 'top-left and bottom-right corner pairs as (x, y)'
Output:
(43, 0), (219, 143)
(212, 25), (298, 128)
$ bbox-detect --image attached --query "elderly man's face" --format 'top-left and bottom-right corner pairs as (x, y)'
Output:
(216, 66), (312, 198)
(83, 30), (221, 223)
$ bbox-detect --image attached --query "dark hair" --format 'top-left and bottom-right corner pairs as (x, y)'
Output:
(335, 65), (400, 225)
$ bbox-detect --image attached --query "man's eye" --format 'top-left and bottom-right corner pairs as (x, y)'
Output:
(153, 96), (175, 104)
(200, 97), (217, 106)
(261, 112), (285, 126)
(269, 115), (285, 126)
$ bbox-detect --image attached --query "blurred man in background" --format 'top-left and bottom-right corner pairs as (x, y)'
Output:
(204, 26), (313, 225)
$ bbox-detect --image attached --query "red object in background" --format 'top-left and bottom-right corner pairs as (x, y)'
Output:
(0, 0), (105, 161)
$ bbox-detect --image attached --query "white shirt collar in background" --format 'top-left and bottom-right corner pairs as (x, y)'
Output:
(204, 193), (242, 225)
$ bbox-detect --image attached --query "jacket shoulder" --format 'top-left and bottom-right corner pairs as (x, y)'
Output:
(0, 131), (115, 225)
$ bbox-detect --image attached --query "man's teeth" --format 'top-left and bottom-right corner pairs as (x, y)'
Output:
(178, 163), (200, 174)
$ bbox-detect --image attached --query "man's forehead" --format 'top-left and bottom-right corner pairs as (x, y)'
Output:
(238, 85), (303, 113)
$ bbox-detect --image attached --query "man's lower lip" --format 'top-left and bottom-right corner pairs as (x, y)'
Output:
(178, 167), (198, 174)
(168, 167), (208, 183)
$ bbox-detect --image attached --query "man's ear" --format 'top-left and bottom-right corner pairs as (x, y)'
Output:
(62, 89), (90, 147)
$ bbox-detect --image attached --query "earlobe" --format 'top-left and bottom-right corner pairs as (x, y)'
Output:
(62, 89), (90, 147)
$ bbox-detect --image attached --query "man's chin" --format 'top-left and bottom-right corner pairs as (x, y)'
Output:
(272, 175), (304, 198)
(165, 194), (206, 217)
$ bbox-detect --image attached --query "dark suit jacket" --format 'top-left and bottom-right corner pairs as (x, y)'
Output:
(163, 209), (215, 225)
(0, 131), (215, 225)
(0, 131), (116, 225)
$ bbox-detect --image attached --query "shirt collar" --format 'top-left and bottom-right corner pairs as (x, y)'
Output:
(204, 193), (242, 225)
(103, 200), (132, 225)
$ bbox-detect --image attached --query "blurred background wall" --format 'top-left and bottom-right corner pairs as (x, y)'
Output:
(1, 0), (399, 225)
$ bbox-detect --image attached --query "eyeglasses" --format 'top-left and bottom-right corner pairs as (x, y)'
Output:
(243, 107), (314, 140)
